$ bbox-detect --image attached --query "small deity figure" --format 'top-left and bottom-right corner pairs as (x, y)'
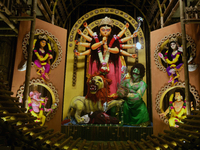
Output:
(158, 37), (183, 86)
(74, 16), (142, 97)
(117, 63), (149, 126)
(32, 34), (53, 81)
(160, 88), (187, 127)
(28, 91), (53, 126)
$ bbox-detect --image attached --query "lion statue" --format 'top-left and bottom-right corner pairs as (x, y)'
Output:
(67, 73), (124, 123)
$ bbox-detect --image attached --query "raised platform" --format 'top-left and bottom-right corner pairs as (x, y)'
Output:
(61, 125), (153, 141)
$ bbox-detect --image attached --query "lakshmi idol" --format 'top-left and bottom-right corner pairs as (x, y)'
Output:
(159, 37), (183, 86)
(32, 34), (53, 81)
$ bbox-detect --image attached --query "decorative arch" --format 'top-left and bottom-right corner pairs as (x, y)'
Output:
(63, 3), (150, 29)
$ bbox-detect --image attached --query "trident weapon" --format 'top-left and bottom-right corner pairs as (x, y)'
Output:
(133, 17), (143, 34)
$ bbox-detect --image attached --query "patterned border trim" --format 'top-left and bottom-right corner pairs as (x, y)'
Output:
(16, 78), (59, 121)
(154, 33), (196, 72)
(155, 81), (200, 125)
(22, 29), (62, 70)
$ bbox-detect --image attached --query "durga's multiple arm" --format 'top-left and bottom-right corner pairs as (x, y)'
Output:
(91, 41), (103, 50)
(117, 24), (139, 53)
(120, 50), (137, 58)
(119, 32), (137, 43)
(77, 29), (92, 42)
(117, 23), (129, 38)
(75, 22), (139, 57)
(83, 22), (94, 37)
(75, 40), (91, 48)
(74, 49), (91, 56)
(117, 23), (138, 43)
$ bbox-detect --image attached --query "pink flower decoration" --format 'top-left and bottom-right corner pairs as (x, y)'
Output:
(158, 52), (163, 57)
(93, 34), (98, 38)
(113, 35), (117, 40)
(102, 62), (106, 66)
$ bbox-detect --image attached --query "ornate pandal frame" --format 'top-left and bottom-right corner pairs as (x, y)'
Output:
(154, 32), (196, 72)
(22, 29), (63, 70)
(16, 78), (59, 121)
(155, 81), (200, 125)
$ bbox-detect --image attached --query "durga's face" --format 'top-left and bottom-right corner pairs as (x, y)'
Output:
(100, 25), (111, 37)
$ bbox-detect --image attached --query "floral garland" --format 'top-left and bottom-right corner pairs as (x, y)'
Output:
(169, 94), (186, 110)
(98, 49), (110, 75)
(164, 50), (181, 65)
(92, 33), (120, 75)
(169, 99), (186, 110)
(93, 34), (118, 76)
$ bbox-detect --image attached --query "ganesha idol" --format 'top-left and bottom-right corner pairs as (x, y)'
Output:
(28, 91), (53, 126)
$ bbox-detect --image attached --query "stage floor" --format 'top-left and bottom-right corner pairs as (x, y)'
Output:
(61, 124), (153, 141)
